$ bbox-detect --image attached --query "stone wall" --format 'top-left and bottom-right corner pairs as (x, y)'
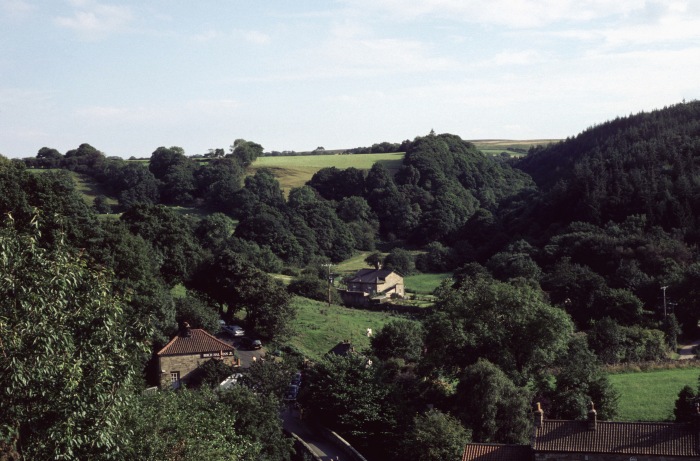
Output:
(158, 354), (238, 388)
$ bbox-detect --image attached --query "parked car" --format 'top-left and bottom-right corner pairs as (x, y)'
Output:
(284, 384), (299, 401)
(222, 325), (245, 337)
(291, 371), (302, 387)
(240, 337), (262, 350)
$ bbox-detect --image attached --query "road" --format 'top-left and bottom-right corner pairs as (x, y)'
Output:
(678, 340), (700, 360)
(215, 332), (265, 368)
(282, 405), (347, 461)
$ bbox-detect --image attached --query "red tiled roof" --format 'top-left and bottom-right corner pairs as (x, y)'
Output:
(157, 329), (235, 356)
(462, 443), (532, 461)
(534, 420), (699, 457)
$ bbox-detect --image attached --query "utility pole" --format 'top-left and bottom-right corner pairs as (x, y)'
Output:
(322, 263), (333, 307)
(661, 286), (668, 318)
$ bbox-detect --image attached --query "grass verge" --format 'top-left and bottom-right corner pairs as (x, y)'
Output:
(608, 366), (700, 421)
(286, 296), (398, 361)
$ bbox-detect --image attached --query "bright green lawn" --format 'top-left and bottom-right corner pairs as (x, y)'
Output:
(286, 296), (396, 361)
(608, 367), (700, 421)
(404, 272), (451, 294)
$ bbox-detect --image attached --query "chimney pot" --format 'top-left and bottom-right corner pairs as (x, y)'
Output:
(534, 402), (544, 428)
(588, 401), (597, 430)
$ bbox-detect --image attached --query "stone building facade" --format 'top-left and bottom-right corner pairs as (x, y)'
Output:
(339, 268), (404, 306)
(157, 327), (238, 389)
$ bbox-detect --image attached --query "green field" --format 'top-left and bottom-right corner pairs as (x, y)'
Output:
(608, 367), (700, 421)
(286, 296), (396, 361)
(249, 153), (404, 194)
(404, 272), (451, 294)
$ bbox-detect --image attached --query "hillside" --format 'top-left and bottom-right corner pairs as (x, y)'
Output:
(514, 101), (700, 232)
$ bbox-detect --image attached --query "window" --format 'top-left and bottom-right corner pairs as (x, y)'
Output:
(170, 371), (180, 389)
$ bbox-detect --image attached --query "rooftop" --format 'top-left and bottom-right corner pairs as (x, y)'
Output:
(462, 443), (532, 461)
(534, 420), (699, 457)
(348, 268), (400, 283)
(157, 328), (235, 356)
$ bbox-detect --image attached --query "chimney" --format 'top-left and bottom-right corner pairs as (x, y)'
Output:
(531, 402), (544, 448)
(374, 261), (381, 270)
(534, 402), (544, 428)
(587, 401), (597, 430)
(181, 321), (192, 338)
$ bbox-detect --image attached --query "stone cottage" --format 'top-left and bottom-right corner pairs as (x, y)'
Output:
(157, 325), (238, 389)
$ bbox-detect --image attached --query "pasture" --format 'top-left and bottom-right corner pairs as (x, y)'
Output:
(286, 296), (396, 361)
(608, 366), (700, 421)
(404, 272), (451, 295)
(249, 152), (404, 193)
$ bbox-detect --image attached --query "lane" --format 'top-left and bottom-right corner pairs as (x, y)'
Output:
(282, 405), (346, 461)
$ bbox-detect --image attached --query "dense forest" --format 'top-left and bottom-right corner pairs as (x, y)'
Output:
(3, 101), (700, 460)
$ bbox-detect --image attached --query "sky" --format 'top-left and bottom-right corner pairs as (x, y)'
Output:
(1, 0), (700, 158)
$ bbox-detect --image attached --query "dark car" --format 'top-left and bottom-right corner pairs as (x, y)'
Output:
(284, 384), (299, 401)
(240, 337), (262, 350)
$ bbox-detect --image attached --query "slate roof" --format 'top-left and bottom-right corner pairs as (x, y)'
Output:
(157, 328), (235, 356)
(347, 268), (399, 283)
(462, 443), (532, 461)
(534, 420), (700, 458)
(328, 341), (354, 357)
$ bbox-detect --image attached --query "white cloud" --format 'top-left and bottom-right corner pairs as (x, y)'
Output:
(488, 49), (543, 66)
(54, 0), (132, 37)
(344, 0), (647, 28)
(75, 98), (240, 124)
(242, 30), (271, 45)
(1, 0), (36, 17)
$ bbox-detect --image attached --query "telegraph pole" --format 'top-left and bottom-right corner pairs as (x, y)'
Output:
(322, 263), (333, 307)
(661, 286), (668, 318)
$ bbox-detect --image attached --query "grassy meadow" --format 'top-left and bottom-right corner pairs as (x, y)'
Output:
(286, 296), (397, 361)
(608, 366), (700, 421)
(249, 152), (404, 194)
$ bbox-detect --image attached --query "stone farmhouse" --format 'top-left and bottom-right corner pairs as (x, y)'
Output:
(157, 325), (238, 389)
(462, 403), (700, 461)
(339, 268), (404, 306)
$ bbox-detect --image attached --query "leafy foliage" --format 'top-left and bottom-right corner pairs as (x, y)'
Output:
(453, 360), (532, 444)
(400, 409), (471, 461)
(121, 388), (261, 461)
(0, 219), (148, 460)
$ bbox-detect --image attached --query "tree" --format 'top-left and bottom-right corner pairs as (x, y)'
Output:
(121, 388), (261, 460)
(218, 386), (294, 461)
(110, 162), (160, 208)
(453, 360), (531, 444)
(674, 384), (698, 423)
(288, 273), (341, 304)
(299, 354), (395, 448)
(425, 276), (574, 384)
(0, 219), (148, 460)
(364, 251), (384, 269)
(188, 250), (296, 340)
(230, 139), (263, 166)
(120, 204), (204, 285)
(541, 336), (619, 421)
(242, 359), (296, 400)
(400, 409), (471, 461)
(174, 295), (221, 333)
(194, 212), (236, 253)
(383, 247), (415, 275)
(371, 319), (425, 363)
(189, 358), (237, 389)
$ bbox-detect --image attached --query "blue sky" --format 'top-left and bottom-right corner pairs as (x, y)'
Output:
(2, 0), (699, 158)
